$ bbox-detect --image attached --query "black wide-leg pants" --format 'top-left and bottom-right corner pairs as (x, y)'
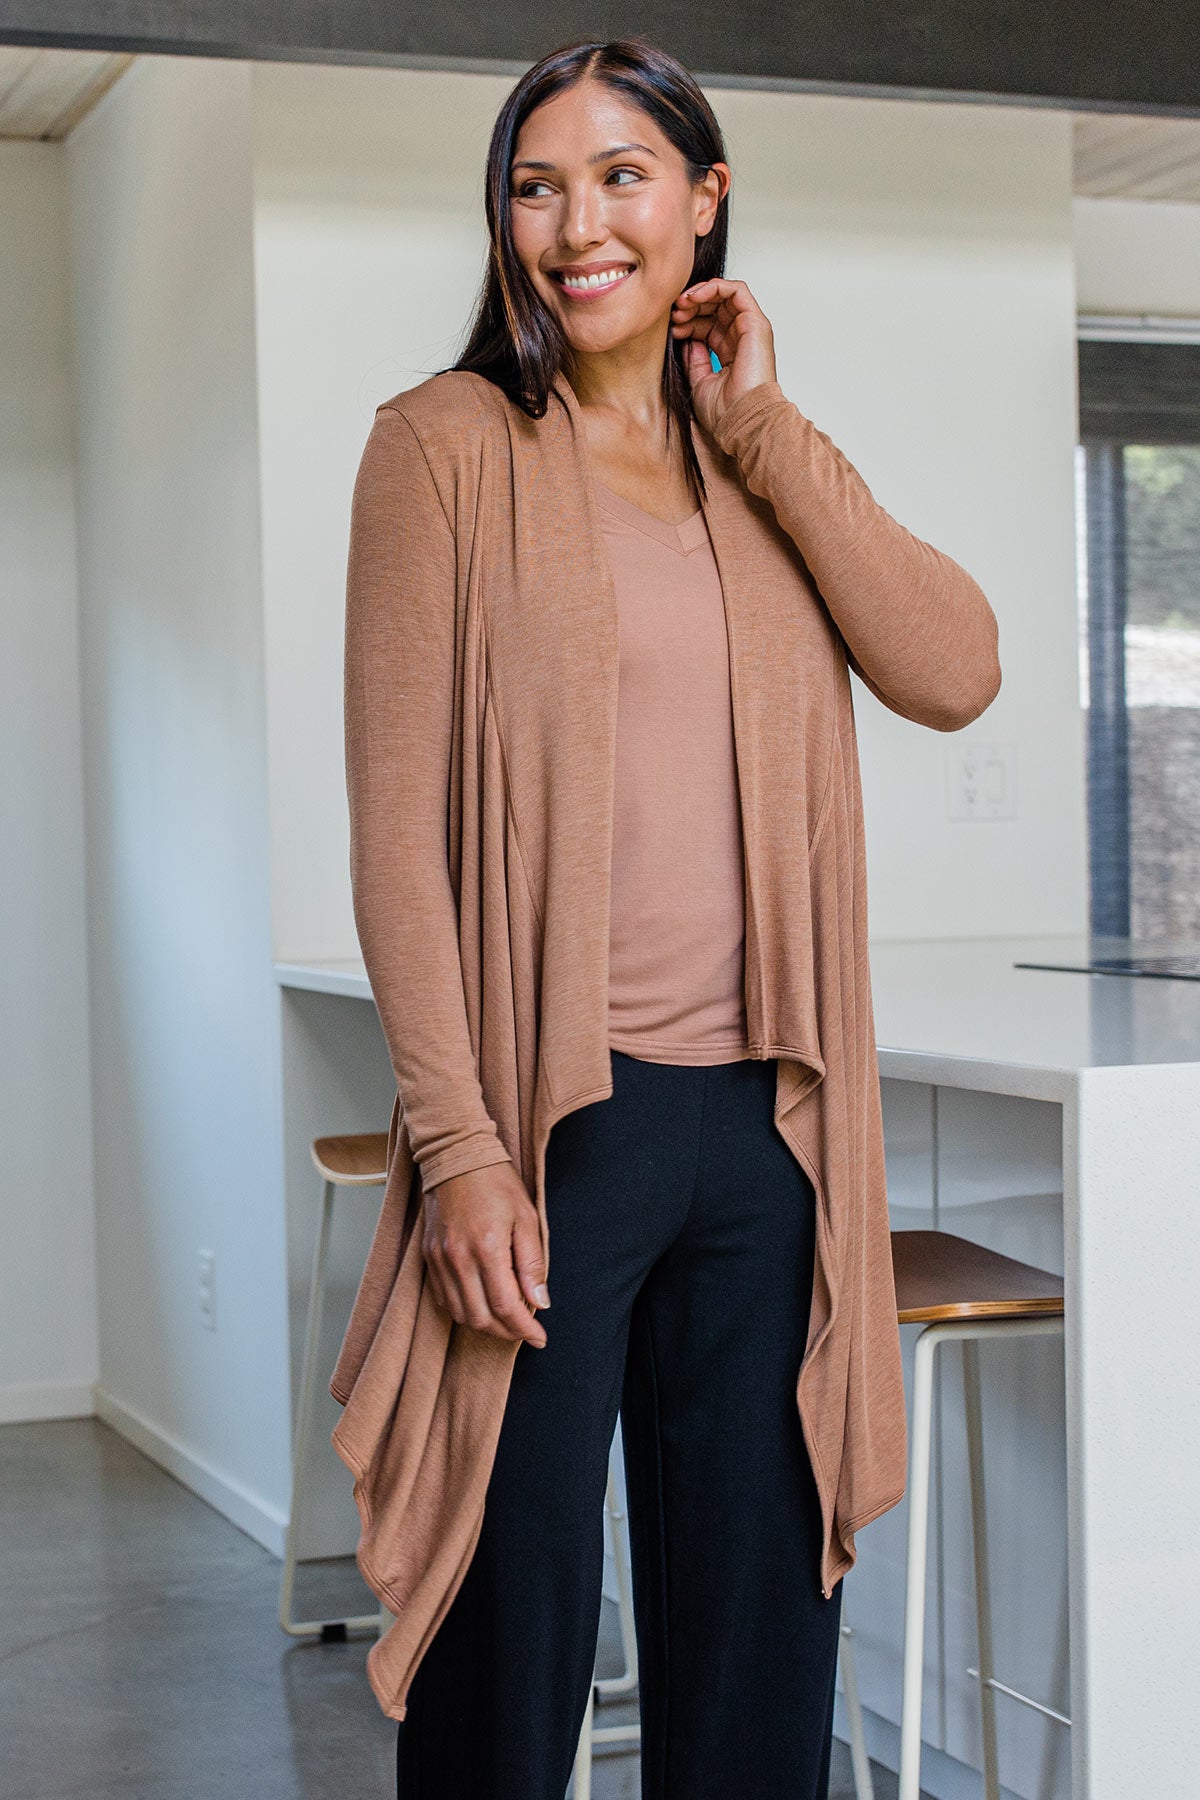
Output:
(396, 1048), (843, 1800)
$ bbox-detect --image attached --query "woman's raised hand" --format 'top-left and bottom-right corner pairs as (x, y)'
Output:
(670, 276), (778, 439)
(421, 1163), (551, 1347)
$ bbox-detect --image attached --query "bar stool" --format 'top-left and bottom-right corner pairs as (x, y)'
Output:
(572, 1230), (1065, 1800)
(279, 1130), (393, 1641)
(891, 1230), (1066, 1800)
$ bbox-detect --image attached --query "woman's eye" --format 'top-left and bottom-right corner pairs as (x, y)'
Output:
(514, 168), (642, 199)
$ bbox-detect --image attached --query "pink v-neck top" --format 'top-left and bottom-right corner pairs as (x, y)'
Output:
(592, 474), (752, 1065)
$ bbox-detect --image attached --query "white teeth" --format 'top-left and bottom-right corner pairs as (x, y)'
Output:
(559, 267), (631, 290)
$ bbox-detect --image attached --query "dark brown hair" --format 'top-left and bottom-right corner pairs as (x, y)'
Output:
(439, 35), (731, 499)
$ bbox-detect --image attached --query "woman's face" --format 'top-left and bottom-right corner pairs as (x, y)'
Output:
(508, 80), (726, 359)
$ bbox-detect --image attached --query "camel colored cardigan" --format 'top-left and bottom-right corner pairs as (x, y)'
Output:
(329, 368), (1002, 1720)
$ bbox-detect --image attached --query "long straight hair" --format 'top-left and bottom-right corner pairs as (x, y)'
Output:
(440, 35), (731, 500)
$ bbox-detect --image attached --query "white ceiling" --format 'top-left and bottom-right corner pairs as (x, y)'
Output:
(0, 46), (134, 139)
(1073, 112), (1200, 202)
(5, 43), (1200, 201)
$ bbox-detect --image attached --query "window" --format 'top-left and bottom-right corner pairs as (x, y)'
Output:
(1076, 338), (1200, 939)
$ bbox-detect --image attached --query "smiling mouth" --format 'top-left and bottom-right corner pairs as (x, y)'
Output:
(551, 265), (635, 299)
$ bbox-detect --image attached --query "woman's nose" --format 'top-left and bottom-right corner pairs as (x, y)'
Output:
(559, 186), (606, 249)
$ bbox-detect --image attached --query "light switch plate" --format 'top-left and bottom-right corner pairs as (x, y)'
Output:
(945, 740), (1017, 821)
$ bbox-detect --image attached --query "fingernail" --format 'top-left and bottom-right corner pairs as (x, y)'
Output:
(534, 1283), (550, 1307)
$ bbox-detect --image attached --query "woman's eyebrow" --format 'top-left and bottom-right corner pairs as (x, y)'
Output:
(511, 142), (659, 173)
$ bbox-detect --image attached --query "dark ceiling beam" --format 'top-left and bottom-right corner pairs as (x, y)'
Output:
(1, 2), (1198, 117)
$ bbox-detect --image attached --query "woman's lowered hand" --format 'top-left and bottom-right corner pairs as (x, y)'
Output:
(422, 1163), (550, 1347)
(670, 276), (778, 439)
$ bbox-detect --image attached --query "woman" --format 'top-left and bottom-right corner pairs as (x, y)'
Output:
(329, 33), (1002, 1800)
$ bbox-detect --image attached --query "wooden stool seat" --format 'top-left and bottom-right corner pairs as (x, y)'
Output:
(892, 1229), (1064, 1324)
(310, 1131), (390, 1186)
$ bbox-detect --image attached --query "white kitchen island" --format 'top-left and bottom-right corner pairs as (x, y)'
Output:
(865, 932), (1200, 1800)
(276, 932), (1200, 1800)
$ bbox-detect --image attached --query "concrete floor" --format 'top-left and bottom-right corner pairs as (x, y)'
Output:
(0, 1417), (922, 1799)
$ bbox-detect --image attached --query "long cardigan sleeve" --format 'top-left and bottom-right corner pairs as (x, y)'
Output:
(344, 403), (515, 1192)
(710, 381), (1001, 730)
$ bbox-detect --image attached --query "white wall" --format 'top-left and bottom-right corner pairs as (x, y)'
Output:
(63, 56), (294, 1549)
(250, 61), (501, 964)
(249, 66), (1086, 961)
(722, 93), (1085, 943)
(0, 142), (97, 1424)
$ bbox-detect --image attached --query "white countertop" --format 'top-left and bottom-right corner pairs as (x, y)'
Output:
(275, 932), (1200, 1104)
(275, 956), (373, 1001)
(869, 932), (1200, 1099)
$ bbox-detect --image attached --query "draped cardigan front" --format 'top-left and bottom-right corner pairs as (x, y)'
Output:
(328, 367), (1002, 1721)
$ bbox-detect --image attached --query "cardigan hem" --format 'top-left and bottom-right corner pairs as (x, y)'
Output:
(552, 1045), (823, 1114)
(818, 1488), (908, 1598)
(328, 1421), (410, 1614)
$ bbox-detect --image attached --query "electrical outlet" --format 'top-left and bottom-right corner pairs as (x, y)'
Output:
(198, 1249), (216, 1330)
(945, 740), (1017, 821)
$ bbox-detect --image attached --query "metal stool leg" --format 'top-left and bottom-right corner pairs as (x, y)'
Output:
(573, 1680), (595, 1799)
(595, 1448), (638, 1698)
(898, 1324), (938, 1800)
(963, 1338), (1000, 1800)
(839, 1614), (876, 1800)
(899, 1315), (1066, 1796)
(280, 1176), (381, 1638)
(574, 1430), (643, 1788)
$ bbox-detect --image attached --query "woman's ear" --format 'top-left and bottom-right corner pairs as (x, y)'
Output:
(694, 163), (729, 237)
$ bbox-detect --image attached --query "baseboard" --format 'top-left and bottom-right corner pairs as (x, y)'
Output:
(93, 1384), (288, 1558)
(0, 1379), (97, 1425)
(834, 1695), (1025, 1800)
